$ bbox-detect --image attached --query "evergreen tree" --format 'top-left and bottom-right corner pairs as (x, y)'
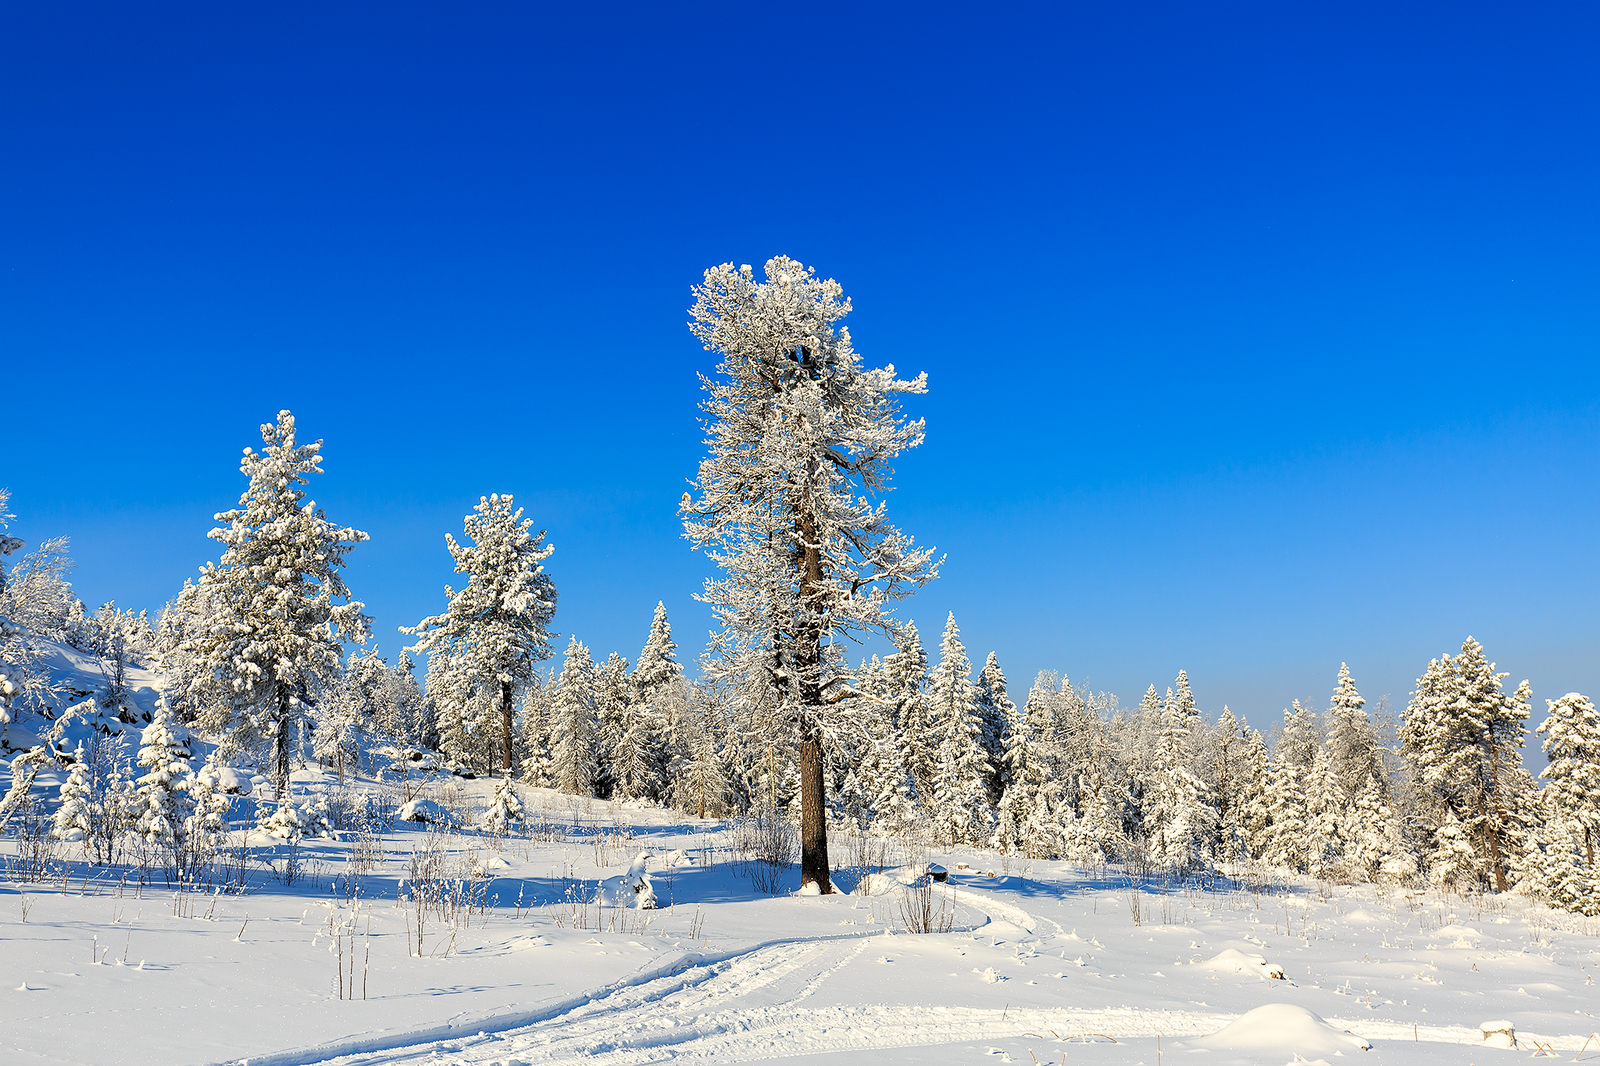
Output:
(1260, 747), (1309, 871)
(1302, 745), (1345, 877)
(1278, 699), (1323, 769)
(1427, 808), (1481, 891)
(1344, 774), (1416, 883)
(883, 623), (935, 803)
(679, 695), (729, 819)
(592, 652), (633, 798)
(517, 671), (555, 787)
(1235, 727), (1273, 860)
(405, 494), (558, 774)
(927, 614), (992, 846)
(1324, 663), (1386, 804)
(632, 602), (682, 704)
(681, 257), (938, 893)
(548, 637), (598, 796)
(1076, 770), (1127, 865)
(1169, 669), (1201, 750)
(383, 651), (430, 748)
(313, 657), (367, 783)
(1401, 637), (1530, 892)
(189, 411), (370, 795)
(1207, 707), (1246, 860)
(630, 608), (683, 800)
(1537, 691), (1600, 866)
(1541, 815), (1599, 916)
(1142, 685), (1216, 873)
(479, 776), (524, 835)
(992, 672), (1057, 858)
(134, 698), (195, 847)
(973, 651), (1013, 804)
(52, 743), (93, 842)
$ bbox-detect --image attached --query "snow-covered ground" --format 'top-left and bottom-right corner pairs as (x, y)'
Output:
(4, 765), (1599, 1066)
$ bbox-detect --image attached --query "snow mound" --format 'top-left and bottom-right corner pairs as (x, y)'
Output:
(211, 767), (252, 795)
(1187, 1004), (1372, 1055)
(854, 873), (898, 896)
(397, 798), (450, 824)
(1193, 948), (1286, 980)
(598, 853), (656, 909)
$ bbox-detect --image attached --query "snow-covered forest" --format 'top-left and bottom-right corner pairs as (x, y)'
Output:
(4, 261), (1595, 914)
(2, 260), (1599, 1065)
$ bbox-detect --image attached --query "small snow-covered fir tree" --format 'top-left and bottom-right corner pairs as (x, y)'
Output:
(548, 637), (598, 796)
(479, 775), (524, 835)
(53, 743), (93, 842)
(678, 696), (729, 819)
(1339, 773), (1416, 884)
(1537, 691), (1600, 867)
(632, 602), (682, 704)
(1427, 808), (1481, 891)
(185, 757), (234, 851)
(135, 698), (195, 847)
(592, 652), (633, 798)
(404, 494), (558, 774)
(1302, 746), (1345, 878)
(927, 614), (993, 846)
(992, 665), (1058, 858)
(1169, 670), (1201, 751)
(517, 669), (554, 786)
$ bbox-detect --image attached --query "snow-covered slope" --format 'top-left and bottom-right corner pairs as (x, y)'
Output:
(2, 635), (162, 753)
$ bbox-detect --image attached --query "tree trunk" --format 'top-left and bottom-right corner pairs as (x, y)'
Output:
(798, 719), (832, 892)
(501, 678), (516, 774)
(273, 688), (292, 799)
(1480, 790), (1507, 893)
(795, 503), (833, 894)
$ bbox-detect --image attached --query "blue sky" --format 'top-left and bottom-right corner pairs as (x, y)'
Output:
(2, 3), (1596, 735)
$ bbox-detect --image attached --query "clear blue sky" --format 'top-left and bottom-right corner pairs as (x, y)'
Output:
(3, 3), (1596, 736)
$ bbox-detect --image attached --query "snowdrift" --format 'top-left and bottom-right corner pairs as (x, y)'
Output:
(1185, 1003), (1372, 1057)
(1192, 947), (1286, 980)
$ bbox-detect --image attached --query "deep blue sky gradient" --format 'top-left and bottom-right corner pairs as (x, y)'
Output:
(2, 2), (1596, 736)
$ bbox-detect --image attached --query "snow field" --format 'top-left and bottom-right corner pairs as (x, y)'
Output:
(4, 771), (1600, 1066)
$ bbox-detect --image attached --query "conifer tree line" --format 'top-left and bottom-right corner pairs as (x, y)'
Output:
(0, 258), (1597, 915)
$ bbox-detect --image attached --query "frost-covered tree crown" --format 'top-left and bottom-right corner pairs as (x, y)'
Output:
(682, 256), (939, 712)
(403, 493), (558, 685)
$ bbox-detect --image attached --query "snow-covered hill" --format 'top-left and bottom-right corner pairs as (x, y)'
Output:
(1, 634), (162, 759)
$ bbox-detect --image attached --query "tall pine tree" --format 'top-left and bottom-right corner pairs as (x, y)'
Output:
(404, 494), (558, 773)
(190, 411), (369, 795)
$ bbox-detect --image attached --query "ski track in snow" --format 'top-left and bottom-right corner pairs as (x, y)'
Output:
(232, 884), (1597, 1066)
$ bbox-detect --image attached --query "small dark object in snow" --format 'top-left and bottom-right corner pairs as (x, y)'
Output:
(926, 863), (948, 882)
